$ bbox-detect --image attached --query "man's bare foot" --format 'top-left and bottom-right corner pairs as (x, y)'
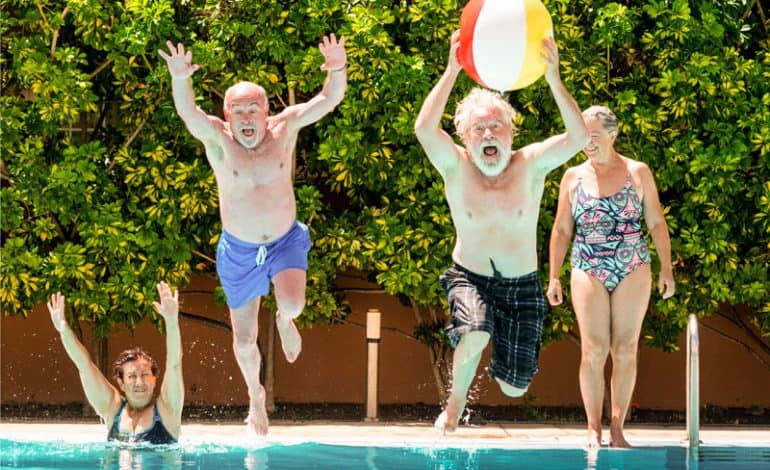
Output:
(434, 397), (465, 434)
(434, 410), (456, 434)
(586, 428), (602, 449)
(277, 314), (302, 363)
(245, 404), (269, 437)
(609, 427), (631, 448)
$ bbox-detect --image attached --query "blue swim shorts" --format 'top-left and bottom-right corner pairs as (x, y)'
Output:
(215, 221), (311, 309)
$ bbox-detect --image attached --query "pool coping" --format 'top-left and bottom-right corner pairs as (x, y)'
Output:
(1, 421), (768, 449)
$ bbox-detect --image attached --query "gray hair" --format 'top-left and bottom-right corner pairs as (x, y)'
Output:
(453, 88), (518, 140)
(582, 105), (619, 135)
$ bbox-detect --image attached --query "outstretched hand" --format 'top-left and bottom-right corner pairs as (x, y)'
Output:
(540, 37), (560, 83)
(158, 41), (200, 79)
(153, 281), (179, 321)
(47, 292), (68, 333)
(319, 34), (347, 71)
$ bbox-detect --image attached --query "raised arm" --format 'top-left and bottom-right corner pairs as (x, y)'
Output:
(280, 34), (347, 130)
(47, 293), (121, 419)
(546, 171), (576, 306)
(638, 164), (675, 299)
(153, 281), (184, 432)
(414, 31), (463, 176)
(528, 38), (589, 173)
(158, 41), (221, 144)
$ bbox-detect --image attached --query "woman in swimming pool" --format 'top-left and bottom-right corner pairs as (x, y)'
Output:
(47, 281), (183, 444)
(546, 105), (675, 449)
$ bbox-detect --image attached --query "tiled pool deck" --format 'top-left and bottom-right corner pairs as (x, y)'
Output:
(1, 421), (768, 448)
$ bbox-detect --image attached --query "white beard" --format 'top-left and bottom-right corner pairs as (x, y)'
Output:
(473, 151), (511, 177)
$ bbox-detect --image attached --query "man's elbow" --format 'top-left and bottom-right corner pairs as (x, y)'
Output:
(414, 118), (433, 139)
(569, 128), (590, 151)
(414, 127), (433, 147)
(323, 83), (347, 108)
(414, 122), (424, 137)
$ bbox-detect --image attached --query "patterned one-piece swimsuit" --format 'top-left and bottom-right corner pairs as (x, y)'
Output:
(570, 175), (652, 292)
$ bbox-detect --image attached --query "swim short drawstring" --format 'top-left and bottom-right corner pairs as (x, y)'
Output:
(255, 245), (267, 266)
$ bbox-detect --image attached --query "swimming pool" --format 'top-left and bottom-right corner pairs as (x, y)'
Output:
(2, 422), (769, 469)
(2, 438), (769, 469)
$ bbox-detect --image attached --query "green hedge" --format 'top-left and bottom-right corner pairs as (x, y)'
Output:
(2, 0), (768, 357)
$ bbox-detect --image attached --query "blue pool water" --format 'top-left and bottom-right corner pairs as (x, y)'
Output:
(1, 439), (769, 469)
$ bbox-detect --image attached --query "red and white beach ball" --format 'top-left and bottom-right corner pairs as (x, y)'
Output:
(458, 0), (553, 91)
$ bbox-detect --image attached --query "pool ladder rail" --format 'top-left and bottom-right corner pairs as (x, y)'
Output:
(686, 313), (700, 448)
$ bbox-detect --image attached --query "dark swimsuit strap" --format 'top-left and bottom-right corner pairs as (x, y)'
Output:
(111, 399), (162, 434)
(111, 399), (127, 427)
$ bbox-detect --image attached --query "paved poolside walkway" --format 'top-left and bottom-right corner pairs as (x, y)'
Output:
(1, 421), (768, 448)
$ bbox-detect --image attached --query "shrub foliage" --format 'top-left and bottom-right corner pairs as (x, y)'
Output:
(2, 1), (768, 371)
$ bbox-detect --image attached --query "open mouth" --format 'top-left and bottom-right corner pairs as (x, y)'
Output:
(584, 144), (598, 153)
(483, 145), (498, 157)
(241, 128), (255, 138)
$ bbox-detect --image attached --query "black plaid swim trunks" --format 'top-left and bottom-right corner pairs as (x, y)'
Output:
(440, 263), (548, 389)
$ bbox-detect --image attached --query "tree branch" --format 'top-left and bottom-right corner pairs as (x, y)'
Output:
(719, 307), (770, 357)
(191, 249), (215, 264)
(46, 5), (69, 59)
(49, 212), (67, 241)
(179, 310), (231, 334)
(701, 321), (770, 371)
(106, 97), (161, 172)
(566, 329), (581, 348)
(342, 288), (386, 294)
(744, 0), (768, 33)
(336, 317), (415, 341)
(410, 298), (448, 403)
(733, 312), (770, 356)
(89, 59), (114, 80)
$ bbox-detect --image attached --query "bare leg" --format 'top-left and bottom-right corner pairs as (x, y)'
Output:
(571, 269), (612, 449)
(229, 297), (268, 436)
(608, 264), (651, 448)
(272, 268), (306, 363)
(435, 331), (490, 433)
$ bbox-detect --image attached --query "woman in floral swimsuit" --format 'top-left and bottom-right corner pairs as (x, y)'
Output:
(546, 106), (675, 449)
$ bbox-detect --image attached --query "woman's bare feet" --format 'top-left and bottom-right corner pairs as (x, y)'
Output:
(586, 427), (603, 449)
(609, 424), (631, 448)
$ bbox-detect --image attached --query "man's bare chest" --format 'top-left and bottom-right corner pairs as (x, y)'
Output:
(221, 143), (292, 187)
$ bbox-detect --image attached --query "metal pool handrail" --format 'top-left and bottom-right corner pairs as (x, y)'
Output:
(686, 313), (700, 448)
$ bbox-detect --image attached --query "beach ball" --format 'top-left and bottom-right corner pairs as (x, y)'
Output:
(458, 0), (553, 91)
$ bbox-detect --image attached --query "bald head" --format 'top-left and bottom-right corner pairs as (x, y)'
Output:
(224, 82), (267, 115)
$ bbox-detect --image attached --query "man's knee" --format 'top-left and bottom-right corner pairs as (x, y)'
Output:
(277, 298), (304, 320)
(496, 378), (528, 397)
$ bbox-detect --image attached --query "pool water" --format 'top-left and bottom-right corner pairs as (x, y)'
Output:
(1, 439), (769, 469)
